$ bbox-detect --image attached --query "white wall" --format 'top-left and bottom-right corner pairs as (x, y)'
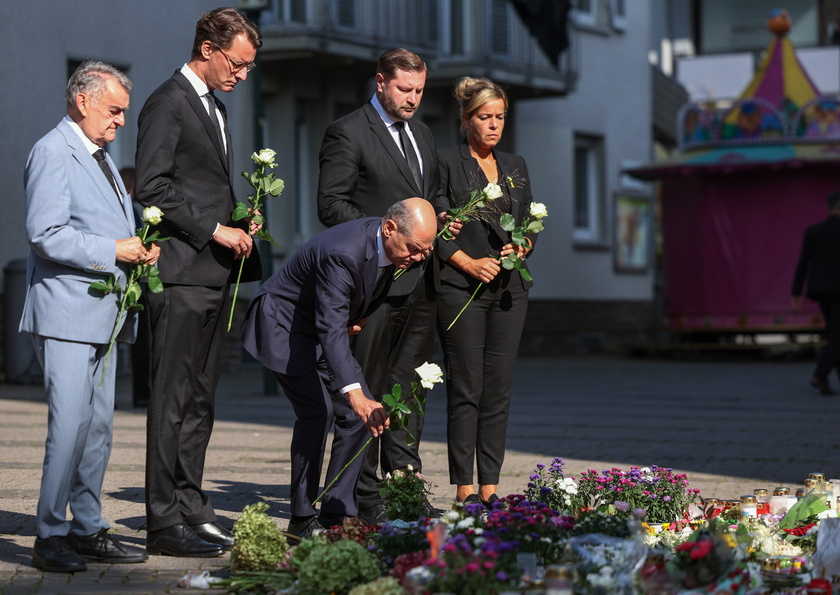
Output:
(0, 1), (256, 285)
(515, 0), (655, 301)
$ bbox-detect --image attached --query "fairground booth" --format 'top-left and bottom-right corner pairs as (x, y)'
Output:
(628, 10), (840, 347)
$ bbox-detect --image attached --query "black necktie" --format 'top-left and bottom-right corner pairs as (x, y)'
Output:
(372, 265), (394, 301)
(93, 149), (120, 199)
(393, 121), (423, 190)
(205, 92), (225, 153)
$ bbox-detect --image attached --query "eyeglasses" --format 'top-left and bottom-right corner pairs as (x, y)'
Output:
(214, 45), (256, 74)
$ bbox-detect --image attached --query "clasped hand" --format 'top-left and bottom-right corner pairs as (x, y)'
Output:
(116, 236), (160, 265)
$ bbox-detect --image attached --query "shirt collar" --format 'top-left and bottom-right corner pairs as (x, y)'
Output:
(376, 226), (390, 267)
(64, 115), (100, 155)
(181, 63), (210, 97)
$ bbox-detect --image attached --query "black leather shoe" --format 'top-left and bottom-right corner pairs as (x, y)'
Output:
(146, 523), (223, 557)
(357, 501), (389, 525)
(811, 377), (837, 396)
(286, 516), (324, 545)
(480, 494), (501, 509)
(190, 522), (234, 550)
(32, 536), (87, 573)
(69, 529), (148, 563)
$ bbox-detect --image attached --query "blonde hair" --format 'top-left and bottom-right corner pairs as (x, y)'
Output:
(453, 77), (509, 136)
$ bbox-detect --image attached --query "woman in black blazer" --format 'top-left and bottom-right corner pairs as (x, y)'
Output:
(435, 77), (536, 506)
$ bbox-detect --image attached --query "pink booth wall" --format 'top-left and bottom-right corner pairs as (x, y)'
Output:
(661, 169), (837, 330)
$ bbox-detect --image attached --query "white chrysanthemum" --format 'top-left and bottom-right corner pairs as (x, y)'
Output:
(456, 517), (475, 530)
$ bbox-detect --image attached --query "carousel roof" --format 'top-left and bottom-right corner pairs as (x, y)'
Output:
(628, 9), (840, 180)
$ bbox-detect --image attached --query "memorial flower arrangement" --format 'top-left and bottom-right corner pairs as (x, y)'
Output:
(378, 465), (433, 522)
(227, 147), (285, 331)
(90, 205), (168, 385)
(217, 458), (840, 595)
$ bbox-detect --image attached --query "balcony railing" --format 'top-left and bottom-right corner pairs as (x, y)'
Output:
(260, 0), (577, 94)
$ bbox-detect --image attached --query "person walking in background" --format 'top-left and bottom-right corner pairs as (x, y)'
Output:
(791, 191), (840, 396)
(135, 7), (262, 557)
(20, 61), (155, 572)
(316, 48), (442, 524)
(242, 199), (438, 539)
(435, 77), (537, 507)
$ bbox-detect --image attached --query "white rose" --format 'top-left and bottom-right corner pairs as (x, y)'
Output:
(483, 183), (503, 200)
(251, 148), (277, 167)
(415, 362), (444, 389)
(142, 206), (164, 226)
(529, 202), (548, 219)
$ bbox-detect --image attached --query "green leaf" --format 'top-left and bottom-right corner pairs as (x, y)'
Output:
(250, 214), (265, 226)
(500, 213), (516, 231)
(257, 230), (280, 249)
(232, 202), (250, 221)
(382, 393), (397, 409)
(90, 278), (114, 294)
(268, 178), (285, 196)
(511, 229), (525, 244)
(391, 384), (402, 400)
(519, 269), (533, 282)
(440, 229), (455, 241)
(147, 275), (164, 293)
(393, 403), (411, 415)
(501, 258), (515, 271)
(526, 221), (545, 234)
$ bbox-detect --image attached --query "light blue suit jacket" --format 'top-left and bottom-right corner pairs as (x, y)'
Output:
(19, 118), (137, 344)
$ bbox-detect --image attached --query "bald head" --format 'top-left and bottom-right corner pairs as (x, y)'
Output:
(381, 198), (438, 269)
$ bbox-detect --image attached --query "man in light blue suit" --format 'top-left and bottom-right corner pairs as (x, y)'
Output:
(19, 61), (158, 573)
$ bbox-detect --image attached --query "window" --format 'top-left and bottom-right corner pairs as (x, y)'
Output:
(277, 0), (306, 23)
(609, 0), (626, 31)
(572, 0), (597, 27)
(336, 0), (355, 28)
(573, 136), (604, 242)
(489, 0), (510, 56)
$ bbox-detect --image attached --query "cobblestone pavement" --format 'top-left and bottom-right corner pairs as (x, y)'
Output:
(0, 353), (833, 593)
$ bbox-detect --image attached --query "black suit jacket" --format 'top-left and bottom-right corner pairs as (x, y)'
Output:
(242, 217), (390, 390)
(135, 70), (260, 286)
(317, 102), (439, 296)
(792, 215), (840, 298)
(435, 142), (536, 291)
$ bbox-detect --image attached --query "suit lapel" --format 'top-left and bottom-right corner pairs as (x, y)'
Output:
(173, 72), (229, 174)
(59, 122), (132, 227)
(363, 103), (422, 196)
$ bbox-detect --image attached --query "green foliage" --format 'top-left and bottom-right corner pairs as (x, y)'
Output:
(230, 502), (290, 572)
(295, 539), (380, 595)
(347, 576), (404, 595)
(378, 467), (432, 521)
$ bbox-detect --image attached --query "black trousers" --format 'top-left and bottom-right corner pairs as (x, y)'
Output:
(274, 366), (370, 518)
(145, 284), (228, 532)
(815, 293), (840, 383)
(436, 274), (528, 486)
(354, 268), (436, 509)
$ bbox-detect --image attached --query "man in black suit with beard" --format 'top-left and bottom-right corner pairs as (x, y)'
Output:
(792, 191), (840, 396)
(316, 48), (443, 523)
(135, 7), (262, 557)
